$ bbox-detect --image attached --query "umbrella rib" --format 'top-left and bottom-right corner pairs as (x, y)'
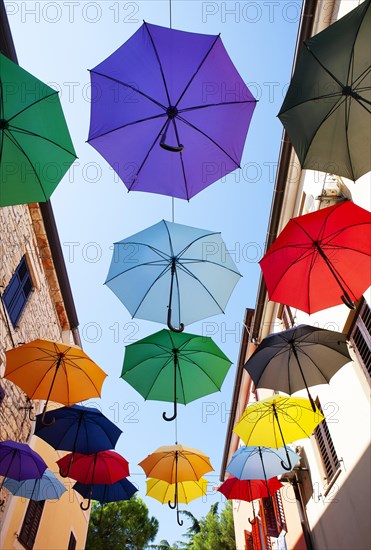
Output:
(176, 114), (240, 167)
(175, 34), (220, 108)
(276, 407), (315, 438)
(177, 257), (241, 276)
(87, 113), (167, 142)
(105, 259), (170, 284)
(296, 347), (333, 384)
(131, 264), (171, 318)
(3, 131), (49, 200)
(173, 257), (183, 327)
(178, 100), (257, 114)
(163, 220), (175, 259)
(179, 355), (226, 391)
(9, 125), (76, 158)
(175, 263), (226, 314)
(144, 22), (172, 107)
(128, 118), (170, 190)
(144, 356), (177, 401)
(173, 120), (190, 200)
(6, 92), (60, 124)
(176, 231), (220, 257)
(89, 69), (167, 111)
(304, 43), (346, 90)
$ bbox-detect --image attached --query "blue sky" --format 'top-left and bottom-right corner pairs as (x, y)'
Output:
(7, 0), (301, 544)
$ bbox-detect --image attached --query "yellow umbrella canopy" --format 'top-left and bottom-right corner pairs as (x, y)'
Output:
(233, 396), (324, 470)
(139, 444), (213, 484)
(4, 339), (107, 424)
(146, 477), (208, 505)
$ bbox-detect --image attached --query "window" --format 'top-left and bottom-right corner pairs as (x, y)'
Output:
(2, 256), (33, 326)
(278, 304), (295, 330)
(350, 300), (371, 382)
(0, 383), (4, 405)
(68, 532), (76, 550)
(260, 492), (286, 540)
(244, 530), (254, 550)
(313, 399), (340, 482)
(18, 499), (45, 550)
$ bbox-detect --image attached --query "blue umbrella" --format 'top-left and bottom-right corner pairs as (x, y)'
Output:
(3, 470), (67, 501)
(35, 405), (122, 476)
(73, 477), (138, 504)
(105, 220), (241, 332)
(226, 446), (301, 481)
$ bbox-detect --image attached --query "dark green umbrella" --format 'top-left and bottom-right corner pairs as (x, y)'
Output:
(122, 329), (232, 421)
(0, 53), (77, 206)
(278, 0), (371, 181)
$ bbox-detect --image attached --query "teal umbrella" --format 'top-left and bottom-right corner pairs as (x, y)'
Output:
(122, 329), (232, 421)
(0, 53), (76, 206)
(3, 470), (66, 501)
(278, 0), (371, 181)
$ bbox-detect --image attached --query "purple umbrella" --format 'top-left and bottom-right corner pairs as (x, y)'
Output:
(0, 441), (47, 503)
(88, 22), (256, 200)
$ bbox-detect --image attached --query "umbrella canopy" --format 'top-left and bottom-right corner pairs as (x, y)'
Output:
(57, 451), (130, 484)
(88, 22), (256, 200)
(217, 475), (283, 502)
(244, 325), (352, 410)
(278, 0), (371, 181)
(139, 444), (213, 484)
(35, 404), (123, 454)
(105, 219), (241, 332)
(0, 441), (47, 500)
(3, 470), (66, 501)
(234, 396), (324, 470)
(0, 53), (76, 206)
(73, 477), (138, 504)
(259, 201), (371, 313)
(57, 451), (130, 510)
(122, 329), (232, 421)
(4, 339), (107, 425)
(226, 446), (300, 480)
(146, 477), (208, 505)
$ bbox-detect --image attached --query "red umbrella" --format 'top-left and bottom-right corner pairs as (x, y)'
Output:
(217, 475), (283, 502)
(260, 201), (371, 314)
(57, 451), (130, 510)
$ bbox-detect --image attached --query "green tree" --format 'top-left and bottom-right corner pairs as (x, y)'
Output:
(181, 502), (235, 550)
(85, 496), (159, 550)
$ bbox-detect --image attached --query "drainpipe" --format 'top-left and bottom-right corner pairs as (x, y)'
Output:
(292, 475), (314, 550)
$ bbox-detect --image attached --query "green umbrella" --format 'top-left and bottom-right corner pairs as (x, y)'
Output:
(0, 53), (77, 206)
(278, 0), (371, 181)
(122, 329), (232, 421)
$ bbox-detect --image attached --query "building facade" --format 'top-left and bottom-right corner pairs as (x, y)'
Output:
(0, 2), (89, 548)
(221, 1), (371, 549)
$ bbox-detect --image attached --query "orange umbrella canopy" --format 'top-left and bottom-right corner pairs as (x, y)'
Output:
(139, 444), (213, 484)
(4, 339), (107, 406)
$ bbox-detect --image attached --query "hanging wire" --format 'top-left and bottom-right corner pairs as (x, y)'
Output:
(169, 0), (174, 222)
(175, 411), (178, 445)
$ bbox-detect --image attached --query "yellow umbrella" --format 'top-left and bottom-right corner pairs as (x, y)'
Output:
(233, 396), (324, 470)
(146, 477), (208, 505)
(4, 339), (107, 425)
(139, 444), (213, 525)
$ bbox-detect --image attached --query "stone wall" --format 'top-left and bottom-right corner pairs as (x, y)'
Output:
(0, 203), (66, 511)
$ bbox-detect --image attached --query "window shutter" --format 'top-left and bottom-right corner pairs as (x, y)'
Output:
(244, 530), (254, 550)
(350, 301), (371, 381)
(314, 399), (340, 481)
(260, 497), (280, 538)
(3, 256), (33, 326)
(18, 499), (45, 550)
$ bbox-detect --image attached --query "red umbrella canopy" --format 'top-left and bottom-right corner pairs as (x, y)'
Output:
(56, 451), (129, 484)
(259, 201), (371, 313)
(217, 476), (283, 502)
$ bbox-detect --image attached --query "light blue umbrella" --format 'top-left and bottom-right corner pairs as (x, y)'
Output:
(4, 470), (67, 501)
(105, 220), (241, 332)
(226, 446), (301, 481)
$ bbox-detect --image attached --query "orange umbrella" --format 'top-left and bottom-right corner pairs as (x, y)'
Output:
(4, 339), (107, 425)
(139, 444), (213, 526)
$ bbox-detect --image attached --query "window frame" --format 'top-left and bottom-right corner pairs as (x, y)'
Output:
(18, 499), (45, 550)
(2, 255), (33, 327)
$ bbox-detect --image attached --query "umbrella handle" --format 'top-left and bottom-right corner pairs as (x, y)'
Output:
(160, 119), (184, 152)
(162, 403), (177, 422)
(168, 498), (177, 509)
(280, 457), (293, 471)
(59, 455), (74, 478)
(41, 406), (55, 426)
(80, 498), (91, 511)
(167, 310), (185, 333)
(341, 293), (355, 310)
(176, 509), (184, 526)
